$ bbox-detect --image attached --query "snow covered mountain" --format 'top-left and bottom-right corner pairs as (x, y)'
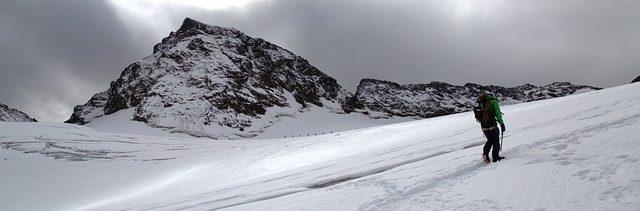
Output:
(0, 103), (37, 122)
(348, 78), (599, 118)
(2, 82), (638, 210)
(66, 18), (350, 139)
(66, 17), (600, 139)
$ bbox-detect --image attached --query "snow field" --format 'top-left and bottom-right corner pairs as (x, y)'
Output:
(0, 83), (638, 210)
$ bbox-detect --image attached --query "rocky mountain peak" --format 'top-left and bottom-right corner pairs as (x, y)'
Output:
(177, 17), (239, 33)
(632, 75), (640, 83)
(0, 103), (37, 122)
(178, 17), (207, 32)
(153, 18), (245, 54)
(67, 18), (349, 139)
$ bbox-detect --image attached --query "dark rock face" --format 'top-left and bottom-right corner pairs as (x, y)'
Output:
(632, 75), (640, 83)
(0, 103), (37, 122)
(66, 91), (108, 124)
(67, 17), (349, 138)
(350, 79), (600, 118)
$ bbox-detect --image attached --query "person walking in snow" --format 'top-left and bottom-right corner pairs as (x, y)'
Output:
(473, 93), (506, 163)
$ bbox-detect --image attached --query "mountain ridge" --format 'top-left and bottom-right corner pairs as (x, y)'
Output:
(0, 103), (37, 122)
(347, 78), (599, 118)
(66, 17), (601, 139)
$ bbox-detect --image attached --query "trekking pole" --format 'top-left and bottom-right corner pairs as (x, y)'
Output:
(500, 130), (504, 152)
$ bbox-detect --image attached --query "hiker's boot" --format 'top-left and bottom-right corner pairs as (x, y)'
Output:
(482, 153), (491, 163)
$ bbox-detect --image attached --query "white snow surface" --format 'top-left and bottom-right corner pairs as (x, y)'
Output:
(1, 83), (639, 210)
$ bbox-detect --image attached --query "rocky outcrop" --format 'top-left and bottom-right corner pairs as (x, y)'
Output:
(65, 91), (108, 124)
(349, 79), (600, 118)
(0, 103), (37, 122)
(632, 75), (640, 83)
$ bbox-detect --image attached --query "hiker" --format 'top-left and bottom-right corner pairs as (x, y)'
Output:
(473, 93), (506, 163)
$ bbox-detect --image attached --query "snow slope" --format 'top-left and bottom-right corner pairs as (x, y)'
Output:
(1, 83), (639, 210)
(83, 101), (415, 140)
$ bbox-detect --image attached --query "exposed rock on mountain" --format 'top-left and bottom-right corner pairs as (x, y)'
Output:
(632, 75), (640, 83)
(67, 17), (601, 139)
(0, 103), (37, 122)
(67, 18), (349, 139)
(349, 79), (600, 118)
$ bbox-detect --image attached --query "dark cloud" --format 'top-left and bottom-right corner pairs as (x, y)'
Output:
(1, 0), (639, 122)
(0, 0), (146, 122)
(179, 0), (640, 90)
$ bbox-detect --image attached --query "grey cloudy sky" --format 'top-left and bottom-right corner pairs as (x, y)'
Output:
(1, 0), (639, 122)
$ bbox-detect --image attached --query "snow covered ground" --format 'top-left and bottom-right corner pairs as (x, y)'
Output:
(83, 102), (415, 140)
(1, 83), (639, 210)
